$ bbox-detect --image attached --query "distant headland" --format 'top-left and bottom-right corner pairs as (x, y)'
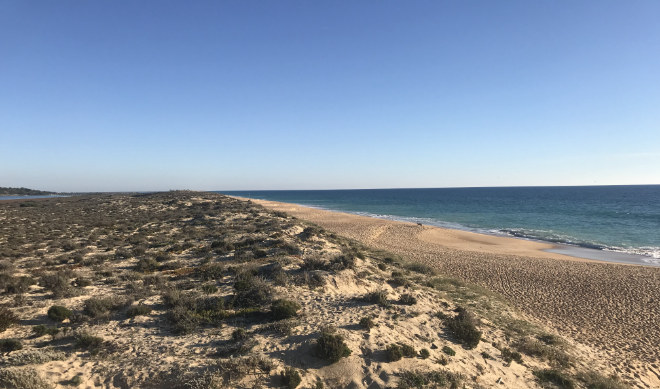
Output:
(0, 187), (57, 196)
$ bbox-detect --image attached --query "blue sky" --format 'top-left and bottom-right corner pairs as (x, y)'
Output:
(1, 1), (659, 191)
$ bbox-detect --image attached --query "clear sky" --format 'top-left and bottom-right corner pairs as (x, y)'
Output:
(1, 1), (659, 191)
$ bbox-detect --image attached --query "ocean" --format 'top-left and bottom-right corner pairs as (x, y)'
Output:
(219, 186), (660, 266)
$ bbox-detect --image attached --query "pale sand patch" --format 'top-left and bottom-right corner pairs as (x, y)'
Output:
(245, 197), (660, 388)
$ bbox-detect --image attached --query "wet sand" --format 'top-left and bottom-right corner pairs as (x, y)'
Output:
(246, 197), (660, 386)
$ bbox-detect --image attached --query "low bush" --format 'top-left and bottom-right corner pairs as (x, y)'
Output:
(232, 273), (273, 308)
(40, 271), (77, 298)
(231, 328), (248, 341)
(0, 367), (53, 389)
(315, 327), (351, 363)
(126, 304), (152, 318)
(442, 346), (455, 356)
(501, 347), (523, 364)
(134, 257), (159, 273)
(74, 332), (105, 355)
(270, 299), (301, 320)
(280, 367), (302, 389)
(47, 305), (72, 322)
(0, 308), (19, 332)
(359, 316), (375, 330)
(364, 290), (390, 307)
(533, 369), (575, 389)
(386, 344), (403, 362)
(0, 338), (22, 353)
(83, 297), (127, 319)
(445, 307), (481, 349)
(398, 294), (417, 305)
(32, 325), (59, 338)
(419, 348), (430, 359)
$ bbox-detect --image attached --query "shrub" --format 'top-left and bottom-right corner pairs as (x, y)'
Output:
(419, 348), (430, 359)
(74, 332), (105, 355)
(231, 328), (248, 341)
(400, 344), (416, 358)
(377, 263), (387, 271)
(577, 371), (628, 389)
(398, 294), (417, 305)
(359, 316), (375, 330)
(83, 297), (127, 319)
(167, 305), (200, 335)
(232, 273), (273, 308)
(270, 299), (301, 320)
(6, 276), (35, 294)
(445, 307), (481, 349)
(40, 271), (76, 298)
(32, 325), (59, 338)
(4, 348), (66, 366)
(0, 308), (19, 332)
(534, 369), (575, 389)
(386, 344), (403, 362)
(442, 346), (455, 356)
(0, 339), (22, 353)
(315, 328), (351, 363)
(126, 304), (152, 318)
(501, 348), (523, 364)
(134, 257), (159, 273)
(201, 284), (218, 294)
(364, 290), (390, 307)
(0, 367), (53, 389)
(47, 305), (72, 322)
(280, 367), (302, 389)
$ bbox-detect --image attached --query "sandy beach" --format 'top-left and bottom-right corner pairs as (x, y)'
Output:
(247, 198), (660, 387)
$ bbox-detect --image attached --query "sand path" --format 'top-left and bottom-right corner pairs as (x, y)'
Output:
(246, 198), (660, 387)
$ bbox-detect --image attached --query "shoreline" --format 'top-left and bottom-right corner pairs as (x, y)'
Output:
(237, 195), (660, 385)
(233, 196), (656, 267)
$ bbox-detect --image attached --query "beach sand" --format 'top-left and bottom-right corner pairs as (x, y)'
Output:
(247, 198), (660, 387)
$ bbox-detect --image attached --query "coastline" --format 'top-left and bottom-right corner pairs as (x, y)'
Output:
(237, 196), (660, 386)
(232, 196), (655, 267)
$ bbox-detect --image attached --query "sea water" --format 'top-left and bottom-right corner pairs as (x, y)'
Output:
(219, 186), (660, 266)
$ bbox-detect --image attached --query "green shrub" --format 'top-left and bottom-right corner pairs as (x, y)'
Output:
(74, 332), (105, 354)
(280, 367), (302, 389)
(445, 307), (481, 349)
(270, 299), (301, 320)
(419, 348), (430, 359)
(0, 308), (19, 332)
(386, 344), (403, 362)
(47, 305), (72, 322)
(442, 346), (455, 356)
(32, 325), (59, 338)
(315, 328), (351, 363)
(359, 316), (375, 330)
(577, 371), (628, 389)
(0, 367), (53, 389)
(134, 257), (159, 273)
(231, 274), (273, 308)
(126, 304), (152, 318)
(501, 348), (523, 364)
(231, 328), (248, 341)
(0, 338), (22, 353)
(398, 294), (417, 305)
(534, 369), (575, 389)
(83, 297), (127, 319)
(400, 344), (416, 358)
(364, 290), (390, 306)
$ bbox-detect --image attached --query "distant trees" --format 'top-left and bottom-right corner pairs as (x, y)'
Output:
(0, 187), (55, 195)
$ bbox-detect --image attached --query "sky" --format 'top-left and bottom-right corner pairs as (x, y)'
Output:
(1, 1), (659, 191)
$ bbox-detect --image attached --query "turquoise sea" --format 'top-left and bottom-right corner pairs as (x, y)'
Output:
(220, 186), (660, 266)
